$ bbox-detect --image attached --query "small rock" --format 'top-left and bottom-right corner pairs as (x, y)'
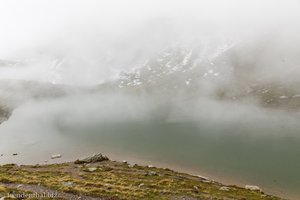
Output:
(197, 175), (213, 183)
(75, 153), (108, 164)
(44, 160), (48, 163)
(193, 186), (199, 190)
(122, 160), (127, 164)
(138, 183), (144, 188)
(148, 165), (154, 168)
(16, 184), (23, 189)
(87, 167), (97, 172)
(197, 175), (209, 180)
(146, 171), (158, 176)
(51, 154), (61, 159)
(63, 182), (74, 187)
(220, 186), (230, 191)
(12, 153), (18, 156)
(0, 154), (3, 156)
(192, 186), (199, 193)
(245, 185), (261, 191)
(279, 96), (288, 99)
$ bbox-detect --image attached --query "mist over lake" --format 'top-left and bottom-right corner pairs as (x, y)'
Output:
(1, 0), (300, 199)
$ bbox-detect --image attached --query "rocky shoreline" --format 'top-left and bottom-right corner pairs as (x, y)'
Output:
(0, 154), (283, 200)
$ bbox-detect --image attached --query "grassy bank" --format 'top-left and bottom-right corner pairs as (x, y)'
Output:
(0, 155), (283, 200)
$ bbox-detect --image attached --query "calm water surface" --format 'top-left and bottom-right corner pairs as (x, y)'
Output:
(1, 121), (300, 199)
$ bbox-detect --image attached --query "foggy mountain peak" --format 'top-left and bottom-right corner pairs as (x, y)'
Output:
(106, 40), (300, 111)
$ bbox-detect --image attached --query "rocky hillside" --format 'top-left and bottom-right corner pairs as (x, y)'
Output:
(0, 105), (10, 124)
(100, 44), (300, 110)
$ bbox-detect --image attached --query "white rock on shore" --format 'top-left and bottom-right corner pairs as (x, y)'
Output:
(88, 167), (97, 172)
(197, 175), (212, 183)
(245, 185), (261, 191)
(219, 186), (230, 191)
(51, 154), (62, 159)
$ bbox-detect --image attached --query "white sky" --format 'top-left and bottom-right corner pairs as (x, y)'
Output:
(0, 0), (299, 56)
(0, 0), (299, 84)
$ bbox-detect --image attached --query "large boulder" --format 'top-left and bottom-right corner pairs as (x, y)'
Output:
(74, 153), (109, 164)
